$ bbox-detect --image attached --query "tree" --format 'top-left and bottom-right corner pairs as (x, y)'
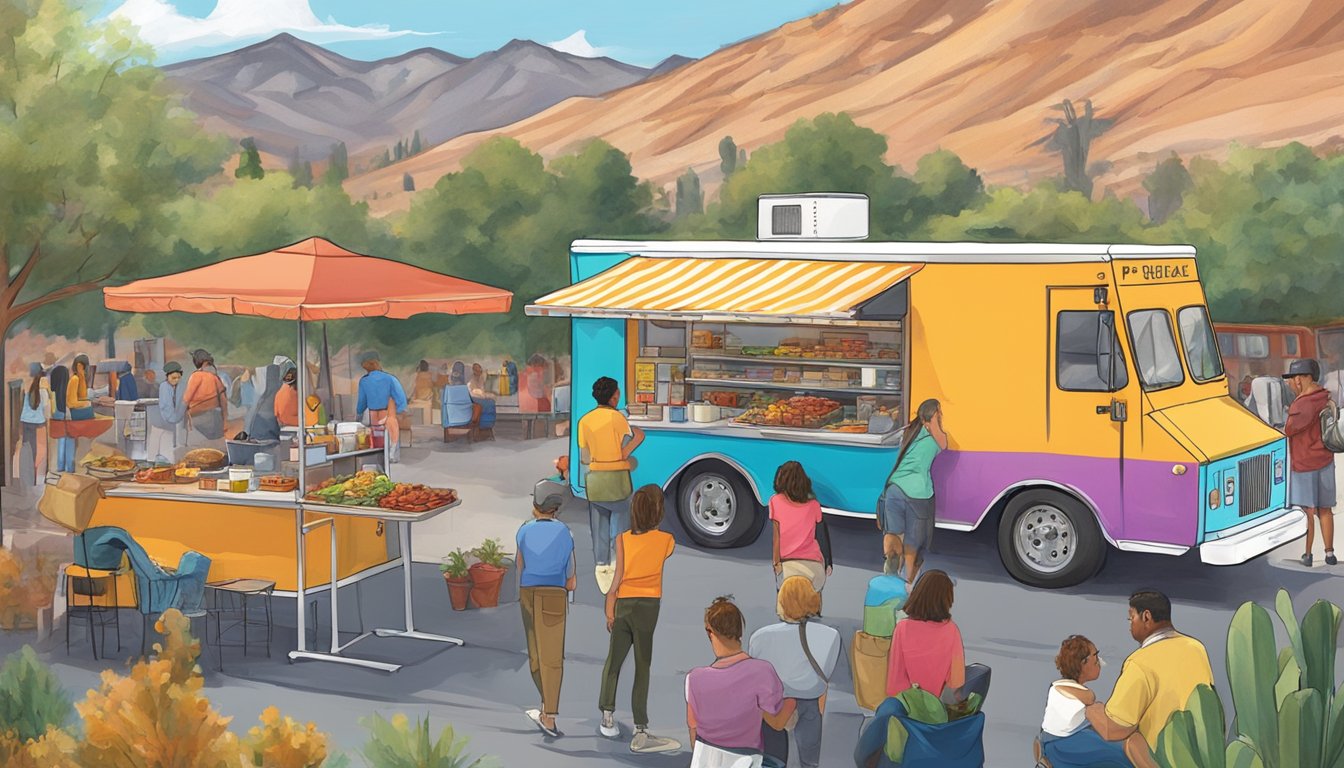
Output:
(410, 130), (423, 155)
(675, 168), (704, 217)
(394, 140), (404, 161)
(719, 136), (738, 178)
(1143, 152), (1193, 225)
(324, 142), (348, 185)
(0, 0), (227, 486)
(924, 182), (1149, 243)
(286, 148), (313, 188)
(402, 172), (415, 192)
(1034, 98), (1114, 199)
(235, 137), (264, 180)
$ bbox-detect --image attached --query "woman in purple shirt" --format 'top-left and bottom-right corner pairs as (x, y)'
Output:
(686, 596), (796, 767)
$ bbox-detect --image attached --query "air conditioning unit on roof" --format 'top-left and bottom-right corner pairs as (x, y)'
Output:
(756, 193), (869, 241)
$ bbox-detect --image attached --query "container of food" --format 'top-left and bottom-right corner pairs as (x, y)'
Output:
(228, 467), (253, 493)
(198, 476), (218, 491)
(691, 403), (721, 423)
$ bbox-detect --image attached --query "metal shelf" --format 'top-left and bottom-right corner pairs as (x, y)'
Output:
(687, 377), (901, 396)
(690, 352), (901, 369)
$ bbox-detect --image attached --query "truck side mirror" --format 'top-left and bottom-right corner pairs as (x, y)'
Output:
(1095, 310), (1118, 389)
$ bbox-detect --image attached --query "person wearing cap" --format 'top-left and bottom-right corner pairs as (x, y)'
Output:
(148, 362), (188, 464)
(13, 362), (50, 484)
(356, 350), (407, 462)
(1283, 358), (1336, 567)
(517, 479), (577, 737)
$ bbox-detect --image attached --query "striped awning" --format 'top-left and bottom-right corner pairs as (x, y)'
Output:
(527, 257), (921, 321)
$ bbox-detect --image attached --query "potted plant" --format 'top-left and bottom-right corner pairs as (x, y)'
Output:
(467, 538), (509, 609)
(439, 550), (472, 611)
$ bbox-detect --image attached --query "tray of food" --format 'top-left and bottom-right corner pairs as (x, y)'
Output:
(377, 483), (458, 513)
(134, 465), (176, 484)
(173, 466), (201, 483)
(304, 470), (396, 506)
(258, 475), (298, 492)
(83, 455), (139, 478)
(734, 395), (841, 428)
(823, 419), (870, 433)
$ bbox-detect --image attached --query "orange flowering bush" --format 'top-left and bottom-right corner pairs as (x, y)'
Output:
(75, 608), (241, 768)
(0, 726), (81, 768)
(244, 706), (329, 768)
(0, 547), (58, 630)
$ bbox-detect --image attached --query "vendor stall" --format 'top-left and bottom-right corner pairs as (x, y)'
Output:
(97, 236), (511, 671)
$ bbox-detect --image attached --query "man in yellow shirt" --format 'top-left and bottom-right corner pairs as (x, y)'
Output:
(1085, 590), (1213, 766)
(577, 376), (644, 595)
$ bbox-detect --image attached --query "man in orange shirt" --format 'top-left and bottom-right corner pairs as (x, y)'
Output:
(577, 376), (644, 594)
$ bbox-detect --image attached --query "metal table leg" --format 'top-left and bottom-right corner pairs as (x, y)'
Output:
(372, 520), (464, 646)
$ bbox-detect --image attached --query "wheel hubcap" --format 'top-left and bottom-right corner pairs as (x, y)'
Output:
(1015, 505), (1075, 574)
(688, 476), (737, 537)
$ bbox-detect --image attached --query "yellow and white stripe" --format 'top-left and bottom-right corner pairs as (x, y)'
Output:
(529, 257), (921, 320)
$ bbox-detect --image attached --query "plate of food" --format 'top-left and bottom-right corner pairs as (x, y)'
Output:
(134, 466), (175, 484)
(84, 454), (138, 478)
(173, 466), (201, 483)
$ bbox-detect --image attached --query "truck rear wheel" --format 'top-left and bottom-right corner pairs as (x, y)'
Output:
(676, 461), (764, 548)
(997, 489), (1105, 588)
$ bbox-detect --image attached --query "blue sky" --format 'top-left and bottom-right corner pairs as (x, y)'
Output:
(105, 0), (844, 66)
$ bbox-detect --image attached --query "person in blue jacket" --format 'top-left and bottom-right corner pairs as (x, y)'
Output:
(356, 350), (407, 462)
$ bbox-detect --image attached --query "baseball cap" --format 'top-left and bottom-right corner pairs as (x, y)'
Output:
(358, 350), (380, 365)
(163, 361), (183, 375)
(533, 479), (567, 512)
(1282, 359), (1320, 381)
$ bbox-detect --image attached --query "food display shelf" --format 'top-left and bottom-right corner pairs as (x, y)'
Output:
(687, 376), (900, 395)
(689, 352), (901, 369)
(300, 497), (460, 523)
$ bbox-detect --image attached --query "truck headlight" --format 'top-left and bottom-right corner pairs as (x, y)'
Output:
(1274, 458), (1285, 484)
(1224, 475), (1236, 505)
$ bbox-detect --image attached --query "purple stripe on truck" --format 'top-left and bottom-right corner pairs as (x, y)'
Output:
(931, 450), (1199, 546)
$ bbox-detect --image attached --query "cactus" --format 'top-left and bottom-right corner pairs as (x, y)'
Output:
(1277, 689), (1324, 768)
(1299, 599), (1341, 701)
(1225, 739), (1264, 768)
(1155, 685), (1228, 768)
(1156, 710), (1202, 768)
(1228, 601), (1281, 766)
(1326, 693), (1344, 768)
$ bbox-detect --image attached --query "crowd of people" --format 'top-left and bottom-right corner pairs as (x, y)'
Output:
(508, 362), (1338, 767)
(11, 349), (566, 480)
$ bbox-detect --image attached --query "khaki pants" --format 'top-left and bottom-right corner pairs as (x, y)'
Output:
(520, 586), (568, 715)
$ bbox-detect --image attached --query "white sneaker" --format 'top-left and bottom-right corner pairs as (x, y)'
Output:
(630, 729), (680, 754)
(595, 564), (615, 594)
(599, 710), (619, 738)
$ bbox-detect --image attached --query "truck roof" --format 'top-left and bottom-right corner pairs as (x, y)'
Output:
(571, 239), (1196, 264)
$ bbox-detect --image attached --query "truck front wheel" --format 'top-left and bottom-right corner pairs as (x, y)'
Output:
(997, 489), (1106, 588)
(676, 461), (764, 548)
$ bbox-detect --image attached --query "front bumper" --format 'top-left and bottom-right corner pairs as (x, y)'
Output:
(1199, 507), (1306, 565)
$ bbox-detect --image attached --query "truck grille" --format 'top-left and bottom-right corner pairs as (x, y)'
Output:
(1239, 455), (1271, 517)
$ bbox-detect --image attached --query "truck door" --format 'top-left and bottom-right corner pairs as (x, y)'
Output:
(1046, 286), (1129, 530)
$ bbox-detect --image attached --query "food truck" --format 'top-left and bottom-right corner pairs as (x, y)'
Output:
(526, 194), (1305, 588)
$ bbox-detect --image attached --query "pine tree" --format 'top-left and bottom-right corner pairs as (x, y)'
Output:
(410, 130), (422, 155)
(402, 172), (415, 192)
(675, 167), (703, 217)
(719, 136), (737, 178)
(235, 137), (264, 180)
(286, 147), (312, 187)
(323, 142), (348, 186)
(394, 141), (404, 161)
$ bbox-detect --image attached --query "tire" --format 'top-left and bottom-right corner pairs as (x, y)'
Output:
(997, 489), (1106, 588)
(676, 460), (765, 548)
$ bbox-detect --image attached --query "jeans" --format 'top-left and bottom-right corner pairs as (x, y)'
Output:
(589, 498), (630, 566)
(762, 697), (823, 768)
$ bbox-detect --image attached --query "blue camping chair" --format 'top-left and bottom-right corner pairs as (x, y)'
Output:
(473, 395), (497, 440)
(441, 384), (481, 443)
(74, 526), (212, 656)
(854, 695), (986, 768)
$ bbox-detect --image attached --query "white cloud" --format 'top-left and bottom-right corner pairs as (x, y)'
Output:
(544, 30), (613, 59)
(109, 0), (437, 54)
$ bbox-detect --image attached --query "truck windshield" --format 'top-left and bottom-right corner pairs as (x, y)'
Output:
(1177, 306), (1224, 382)
(1127, 309), (1184, 390)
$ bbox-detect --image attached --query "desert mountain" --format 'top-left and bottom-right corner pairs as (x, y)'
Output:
(165, 33), (659, 161)
(348, 0), (1344, 212)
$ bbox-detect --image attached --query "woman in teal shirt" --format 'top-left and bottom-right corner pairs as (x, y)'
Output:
(877, 399), (948, 583)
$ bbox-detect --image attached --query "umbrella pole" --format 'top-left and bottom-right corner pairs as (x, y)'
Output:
(295, 319), (308, 652)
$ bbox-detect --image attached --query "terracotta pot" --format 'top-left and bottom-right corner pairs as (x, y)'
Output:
(444, 574), (472, 611)
(467, 563), (506, 608)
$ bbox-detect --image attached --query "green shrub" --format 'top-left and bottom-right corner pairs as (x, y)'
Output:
(438, 550), (470, 579)
(0, 646), (72, 742)
(358, 713), (497, 768)
(470, 539), (508, 568)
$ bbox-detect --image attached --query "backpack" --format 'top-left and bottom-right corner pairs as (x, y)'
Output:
(1245, 376), (1288, 429)
(1321, 400), (1344, 453)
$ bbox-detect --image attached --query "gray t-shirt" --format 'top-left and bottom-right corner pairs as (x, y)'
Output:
(748, 620), (841, 700)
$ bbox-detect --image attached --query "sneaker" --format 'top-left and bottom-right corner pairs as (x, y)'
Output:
(1327, 551), (1338, 566)
(599, 710), (619, 738)
(525, 708), (561, 738)
(882, 555), (899, 575)
(595, 564), (615, 594)
(1301, 553), (1314, 567)
(630, 729), (681, 754)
